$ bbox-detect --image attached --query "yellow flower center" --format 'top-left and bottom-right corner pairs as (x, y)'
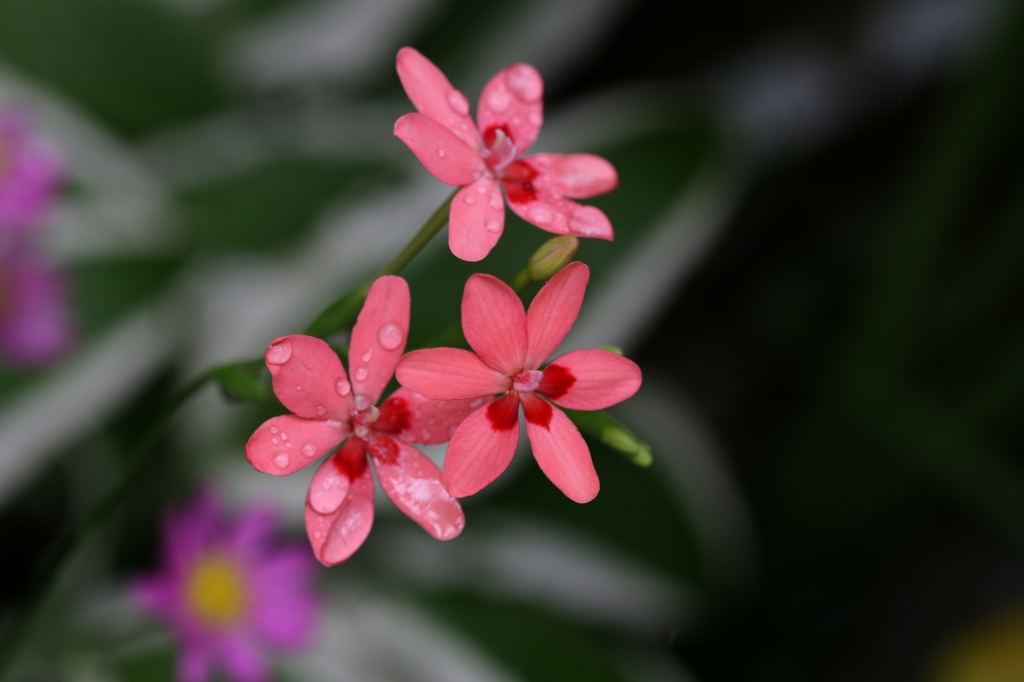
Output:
(186, 555), (248, 626)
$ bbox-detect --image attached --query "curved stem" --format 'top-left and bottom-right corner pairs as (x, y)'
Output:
(0, 370), (215, 677)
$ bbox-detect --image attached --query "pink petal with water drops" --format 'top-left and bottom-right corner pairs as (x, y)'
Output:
(305, 461), (375, 566)
(443, 393), (521, 498)
(396, 47), (482, 151)
(371, 437), (465, 540)
(396, 347), (511, 400)
(528, 153), (618, 199)
(306, 447), (354, 515)
(394, 113), (485, 186)
(265, 334), (354, 420)
(245, 415), (349, 476)
(377, 387), (493, 445)
(541, 348), (642, 410)
(505, 187), (614, 241)
(348, 275), (410, 405)
(462, 273), (528, 376)
(524, 262), (589, 369)
(477, 62), (544, 160)
(449, 177), (506, 262)
(521, 394), (599, 503)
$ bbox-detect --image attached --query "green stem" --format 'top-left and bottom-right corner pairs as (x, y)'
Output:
(0, 370), (216, 677)
(304, 189), (457, 338)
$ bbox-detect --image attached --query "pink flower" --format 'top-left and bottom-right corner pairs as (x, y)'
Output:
(0, 109), (64, 232)
(0, 243), (73, 366)
(393, 47), (619, 262)
(245, 276), (483, 566)
(133, 492), (319, 682)
(396, 262), (642, 503)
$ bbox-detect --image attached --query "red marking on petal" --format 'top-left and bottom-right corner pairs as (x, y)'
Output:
(375, 395), (411, 434)
(366, 434), (400, 466)
(485, 393), (520, 432)
(539, 364), (576, 400)
(522, 395), (553, 429)
(501, 160), (539, 205)
(333, 437), (368, 481)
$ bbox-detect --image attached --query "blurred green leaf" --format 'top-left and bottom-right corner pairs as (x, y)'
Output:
(565, 408), (652, 467)
(70, 257), (181, 335)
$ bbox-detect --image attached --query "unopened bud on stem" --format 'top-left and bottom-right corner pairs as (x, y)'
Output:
(511, 235), (580, 292)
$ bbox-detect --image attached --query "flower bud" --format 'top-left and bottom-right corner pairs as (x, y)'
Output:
(563, 408), (652, 467)
(527, 235), (579, 282)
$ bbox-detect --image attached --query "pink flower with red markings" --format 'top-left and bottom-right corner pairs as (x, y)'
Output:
(393, 47), (618, 262)
(395, 262), (642, 503)
(0, 108), (64, 232)
(132, 491), (319, 682)
(245, 276), (485, 566)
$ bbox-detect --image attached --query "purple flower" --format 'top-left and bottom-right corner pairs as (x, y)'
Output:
(0, 243), (73, 366)
(133, 492), (320, 682)
(0, 108), (64, 232)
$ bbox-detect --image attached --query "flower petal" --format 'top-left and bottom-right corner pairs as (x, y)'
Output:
(306, 438), (365, 515)
(503, 182), (614, 241)
(521, 394), (598, 503)
(246, 415), (348, 476)
(540, 348), (642, 410)
(443, 393), (520, 497)
(370, 436), (465, 540)
(305, 458), (375, 566)
(525, 261), (589, 369)
(220, 633), (270, 682)
(348, 275), (410, 405)
(177, 642), (213, 682)
(396, 47), (482, 151)
(376, 387), (493, 444)
(477, 63), (544, 158)
(397, 348), (511, 399)
(449, 177), (505, 262)
(462, 273), (527, 375)
(266, 334), (354, 420)
(394, 113), (485, 186)
(528, 153), (618, 198)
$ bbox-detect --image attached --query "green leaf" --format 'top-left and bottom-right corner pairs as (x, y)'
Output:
(565, 409), (652, 467)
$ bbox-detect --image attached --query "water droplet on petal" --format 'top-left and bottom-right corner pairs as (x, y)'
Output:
(355, 367), (368, 381)
(273, 452), (290, 468)
(280, 432), (288, 441)
(354, 425), (369, 438)
(476, 184), (487, 194)
(272, 438), (279, 445)
(354, 394), (370, 410)
(421, 428), (431, 440)
(266, 340), (292, 365)
(529, 206), (553, 225)
(490, 193), (503, 210)
(316, 405), (326, 416)
(528, 111), (542, 126)
(447, 89), (470, 115)
(362, 350), (372, 362)
(437, 148), (446, 157)
(488, 90), (511, 112)
(270, 426), (278, 434)
(327, 419), (344, 429)
(336, 379), (351, 396)
(377, 323), (404, 350)
(303, 442), (317, 457)
(486, 219), (500, 233)
(506, 64), (543, 102)
(569, 209), (605, 237)
(463, 195), (476, 205)
(367, 405), (380, 423)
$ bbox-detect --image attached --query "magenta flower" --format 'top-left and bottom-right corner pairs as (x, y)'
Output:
(396, 263), (642, 503)
(0, 243), (73, 366)
(0, 108), (64, 232)
(133, 492), (319, 682)
(245, 276), (484, 566)
(393, 47), (619, 262)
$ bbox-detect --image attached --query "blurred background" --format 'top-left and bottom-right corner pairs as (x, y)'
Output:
(0, 0), (1023, 679)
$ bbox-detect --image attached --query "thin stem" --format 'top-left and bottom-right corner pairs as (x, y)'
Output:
(305, 189), (457, 338)
(0, 371), (215, 677)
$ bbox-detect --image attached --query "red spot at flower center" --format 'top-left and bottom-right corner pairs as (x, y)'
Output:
(366, 434), (399, 465)
(486, 393), (520, 431)
(501, 160), (539, 205)
(539, 364), (575, 400)
(521, 394), (553, 429)
(333, 437), (368, 481)
(375, 395), (411, 434)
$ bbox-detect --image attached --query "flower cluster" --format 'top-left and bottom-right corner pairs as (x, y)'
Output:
(239, 48), (643, 568)
(0, 108), (72, 365)
(134, 492), (319, 682)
